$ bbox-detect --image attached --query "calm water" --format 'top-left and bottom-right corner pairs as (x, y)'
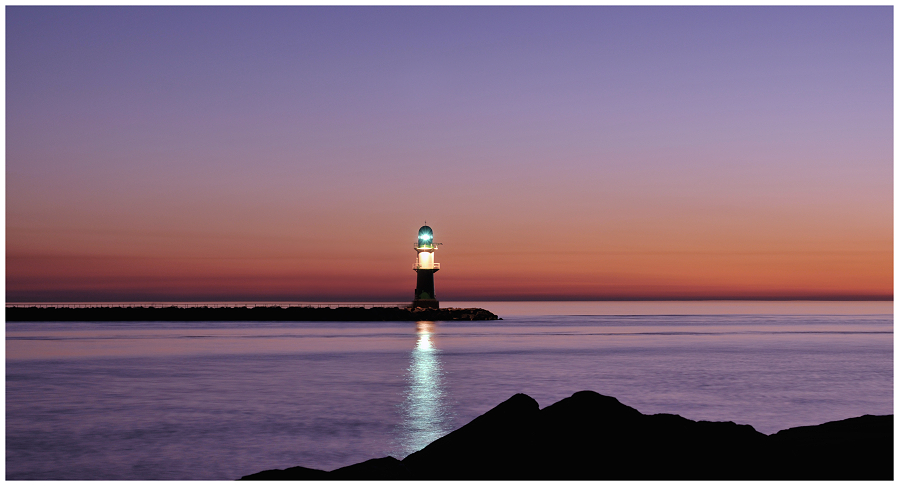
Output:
(5, 301), (893, 480)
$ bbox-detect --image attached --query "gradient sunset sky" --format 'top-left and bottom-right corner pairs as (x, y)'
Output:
(6, 6), (893, 302)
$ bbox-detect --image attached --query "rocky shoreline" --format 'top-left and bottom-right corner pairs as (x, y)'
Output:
(5, 305), (500, 322)
(241, 391), (893, 480)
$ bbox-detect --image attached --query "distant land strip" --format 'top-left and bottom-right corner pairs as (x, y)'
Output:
(4, 305), (501, 322)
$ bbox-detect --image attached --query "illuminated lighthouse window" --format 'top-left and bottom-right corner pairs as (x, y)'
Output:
(419, 251), (433, 269)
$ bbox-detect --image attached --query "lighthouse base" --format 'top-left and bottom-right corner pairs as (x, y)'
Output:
(411, 299), (440, 309)
(413, 268), (439, 309)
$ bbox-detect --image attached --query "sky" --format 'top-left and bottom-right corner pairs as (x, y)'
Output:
(5, 6), (893, 302)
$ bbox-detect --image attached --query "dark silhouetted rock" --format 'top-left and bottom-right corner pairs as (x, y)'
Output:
(239, 465), (329, 480)
(329, 456), (410, 480)
(239, 391), (893, 480)
(766, 414), (893, 480)
(402, 393), (541, 479)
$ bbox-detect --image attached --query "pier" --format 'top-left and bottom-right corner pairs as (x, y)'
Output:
(5, 304), (501, 322)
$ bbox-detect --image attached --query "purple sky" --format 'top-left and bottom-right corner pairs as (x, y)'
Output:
(6, 6), (893, 301)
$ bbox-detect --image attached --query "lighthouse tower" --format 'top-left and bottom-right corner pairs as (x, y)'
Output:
(412, 225), (440, 309)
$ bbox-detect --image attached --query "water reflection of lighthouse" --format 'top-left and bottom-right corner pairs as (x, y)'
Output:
(397, 321), (452, 458)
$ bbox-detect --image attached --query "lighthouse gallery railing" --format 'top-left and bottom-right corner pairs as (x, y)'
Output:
(413, 263), (440, 270)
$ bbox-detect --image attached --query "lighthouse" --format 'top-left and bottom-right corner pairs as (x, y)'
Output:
(412, 225), (440, 309)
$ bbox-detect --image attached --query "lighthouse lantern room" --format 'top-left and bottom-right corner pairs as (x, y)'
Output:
(412, 225), (440, 309)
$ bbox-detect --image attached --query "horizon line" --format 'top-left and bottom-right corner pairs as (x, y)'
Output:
(5, 297), (894, 304)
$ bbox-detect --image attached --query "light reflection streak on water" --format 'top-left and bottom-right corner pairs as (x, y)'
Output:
(397, 321), (451, 458)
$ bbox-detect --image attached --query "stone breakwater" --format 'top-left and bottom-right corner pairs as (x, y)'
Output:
(5, 305), (501, 322)
(241, 390), (893, 480)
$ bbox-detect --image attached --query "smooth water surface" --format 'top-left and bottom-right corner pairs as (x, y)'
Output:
(6, 301), (893, 479)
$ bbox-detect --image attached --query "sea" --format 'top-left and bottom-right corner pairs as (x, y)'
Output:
(5, 301), (893, 480)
